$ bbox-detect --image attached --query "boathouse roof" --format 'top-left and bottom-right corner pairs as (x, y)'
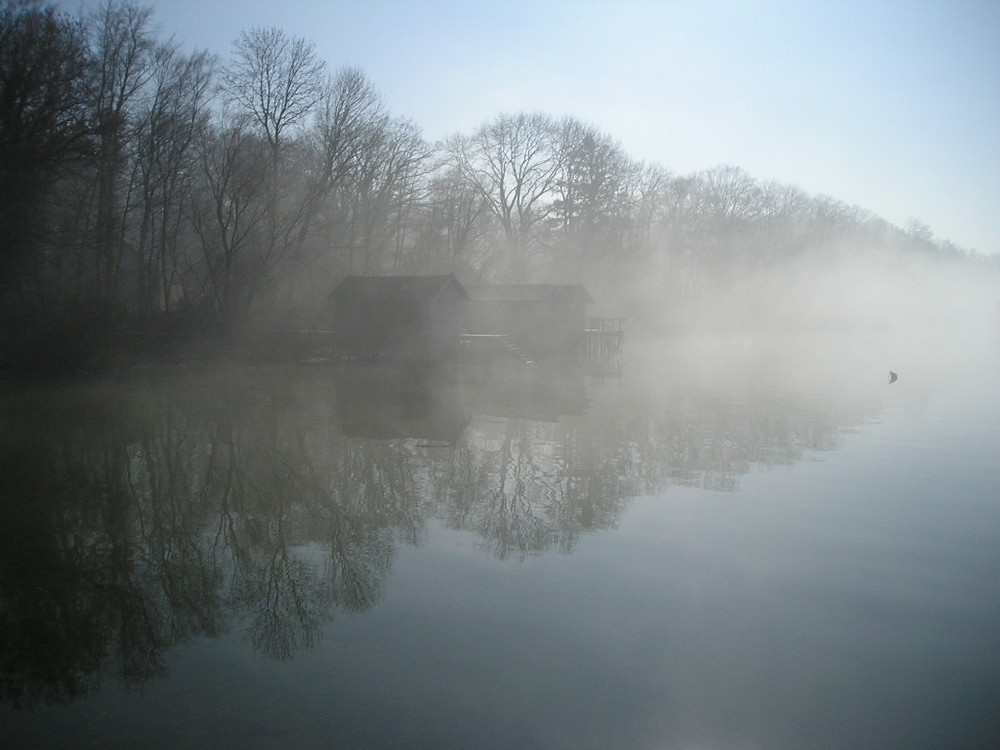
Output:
(330, 274), (469, 304)
(465, 284), (593, 304)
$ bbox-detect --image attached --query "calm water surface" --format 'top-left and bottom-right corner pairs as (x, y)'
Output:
(2, 325), (998, 749)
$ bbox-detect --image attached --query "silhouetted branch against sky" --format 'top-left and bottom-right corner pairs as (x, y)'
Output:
(49, 0), (1000, 257)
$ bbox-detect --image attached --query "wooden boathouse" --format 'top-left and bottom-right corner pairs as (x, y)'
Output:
(314, 275), (620, 364)
(464, 284), (594, 357)
(327, 275), (468, 361)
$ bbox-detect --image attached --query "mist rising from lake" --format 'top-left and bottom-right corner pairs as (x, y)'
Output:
(3, 287), (999, 749)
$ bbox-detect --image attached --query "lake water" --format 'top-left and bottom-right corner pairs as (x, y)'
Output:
(2, 322), (998, 750)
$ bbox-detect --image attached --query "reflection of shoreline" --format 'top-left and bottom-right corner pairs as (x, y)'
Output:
(332, 364), (469, 442)
(0, 348), (886, 704)
(459, 357), (590, 422)
(330, 356), (596, 436)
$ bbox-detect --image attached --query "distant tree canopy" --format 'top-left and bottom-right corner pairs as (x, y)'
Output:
(0, 1), (990, 369)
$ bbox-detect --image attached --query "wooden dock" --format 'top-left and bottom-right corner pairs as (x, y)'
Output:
(459, 334), (532, 362)
(294, 321), (624, 365)
(583, 318), (625, 358)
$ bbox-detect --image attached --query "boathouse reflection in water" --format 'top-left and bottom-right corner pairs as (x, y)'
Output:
(0, 353), (879, 706)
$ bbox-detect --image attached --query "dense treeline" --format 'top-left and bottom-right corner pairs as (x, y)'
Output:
(0, 1), (990, 372)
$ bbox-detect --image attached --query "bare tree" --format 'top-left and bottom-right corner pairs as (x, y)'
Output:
(295, 66), (390, 281)
(189, 118), (270, 316)
(359, 118), (432, 274)
(219, 27), (327, 311)
(87, 0), (155, 306)
(305, 72), (433, 278)
(447, 112), (563, 281)
(132, 44), (214, 312)
(223, 26), (325, 161)
(0, 2), (91, 305)
(548, 118), (641, 284)
(700, 164), (764, 227)
(309, 67), (384, 195)
(411, 164), (494, 277)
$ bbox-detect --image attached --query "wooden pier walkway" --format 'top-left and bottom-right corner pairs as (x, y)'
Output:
(583, 318), (625, 357)
(459, 334), (532, 362)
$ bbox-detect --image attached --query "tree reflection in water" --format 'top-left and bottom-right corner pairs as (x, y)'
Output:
(0, 353), (882, 704)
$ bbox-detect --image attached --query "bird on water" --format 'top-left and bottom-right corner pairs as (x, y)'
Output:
(889, 371), (898, 384)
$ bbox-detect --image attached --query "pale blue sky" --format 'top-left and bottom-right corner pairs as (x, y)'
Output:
(65, 0), (1000, 255)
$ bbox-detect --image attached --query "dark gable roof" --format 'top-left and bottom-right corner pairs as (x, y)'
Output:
(466, 284), (594, 304)
(330, 275), (468, 303)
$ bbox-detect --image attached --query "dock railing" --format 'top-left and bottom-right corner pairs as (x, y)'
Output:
(583, 318), (625, 358)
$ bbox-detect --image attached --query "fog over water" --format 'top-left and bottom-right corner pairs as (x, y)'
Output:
(3, 2), (1000, 747)
(2, 266), (998, 748)
(631, 242), (998, 336)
